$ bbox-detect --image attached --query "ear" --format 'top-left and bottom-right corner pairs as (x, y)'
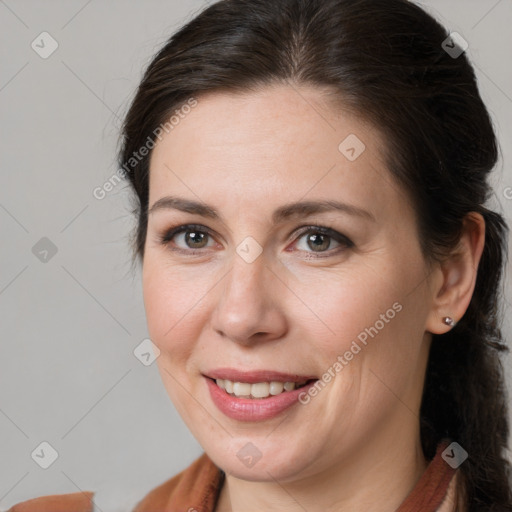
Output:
(425, 212), (485, 335)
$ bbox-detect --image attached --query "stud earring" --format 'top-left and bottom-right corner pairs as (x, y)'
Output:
(442, 316), (456, 327)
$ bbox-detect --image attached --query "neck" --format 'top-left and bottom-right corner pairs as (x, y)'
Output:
(215, 425), (428, 512)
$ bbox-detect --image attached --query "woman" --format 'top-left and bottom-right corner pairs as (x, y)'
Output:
(8, 0), (512, 510)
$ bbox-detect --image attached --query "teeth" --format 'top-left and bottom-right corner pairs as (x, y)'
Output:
(251, 382), (270, 398)
(215, 379), (308, 399)
(232, 382), (251, 397)
(283, 381), (295, 391)
(269, 381), (284, 395)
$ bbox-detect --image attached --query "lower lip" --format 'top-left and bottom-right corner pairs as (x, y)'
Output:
(205, 377), (318, 422)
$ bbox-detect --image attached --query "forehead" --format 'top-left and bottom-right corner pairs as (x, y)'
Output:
(150, 84), (375, 167)
(147, 84), (406, 222)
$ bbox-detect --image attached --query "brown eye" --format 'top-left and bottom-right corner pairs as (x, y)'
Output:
(181, 230), (209, 249)
(160, 224), (216, 252)
(292, 226), (354, 257)
(304, 232), (332, 252)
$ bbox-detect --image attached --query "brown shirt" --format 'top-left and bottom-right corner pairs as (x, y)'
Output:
(6, 440), (459, 512)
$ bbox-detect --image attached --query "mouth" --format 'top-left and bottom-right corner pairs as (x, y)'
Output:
(207, 376), (316, 399)
(203, 370), (319, 421)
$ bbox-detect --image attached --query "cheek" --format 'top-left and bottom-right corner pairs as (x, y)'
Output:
(301, 266), (403, 358)
(304, 258), (426, 403)
(142, 257), (207, 362)
(311, 278), (423, 436)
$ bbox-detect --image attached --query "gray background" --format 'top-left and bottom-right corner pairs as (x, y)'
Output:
(1, 0), (511, 509)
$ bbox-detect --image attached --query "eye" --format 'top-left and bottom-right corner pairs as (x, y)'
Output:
(158, 223), (354, 257)
(290, 226), (354, 257)
(159, 224), (217, 253)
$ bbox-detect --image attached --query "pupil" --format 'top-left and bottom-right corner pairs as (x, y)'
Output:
(308, 233), (328, 251)
(186, 231), (206, 248)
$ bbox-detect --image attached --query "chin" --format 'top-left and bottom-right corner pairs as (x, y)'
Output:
(200, 433), (317, 483)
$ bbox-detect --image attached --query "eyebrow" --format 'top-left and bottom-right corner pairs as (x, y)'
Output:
(147, 196), (376, 224)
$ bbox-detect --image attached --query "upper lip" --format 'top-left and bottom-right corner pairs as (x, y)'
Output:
(204, 368), (318, 383)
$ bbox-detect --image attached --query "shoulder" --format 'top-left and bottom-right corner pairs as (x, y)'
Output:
(133, 452), (223, 511)
(436, 469), (462, 512)
(5, 453), (222, 512)
(4, 491), (94, 512)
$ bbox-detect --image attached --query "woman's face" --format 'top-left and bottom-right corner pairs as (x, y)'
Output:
(143, 84), (436, 482)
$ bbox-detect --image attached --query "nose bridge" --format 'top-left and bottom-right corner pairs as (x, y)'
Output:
(211, 244), (285, 343)
(221, 248), (268, 317)
(221, 222), (269, 305)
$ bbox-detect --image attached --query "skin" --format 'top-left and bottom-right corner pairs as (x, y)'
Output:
(142, 83), (484, 512)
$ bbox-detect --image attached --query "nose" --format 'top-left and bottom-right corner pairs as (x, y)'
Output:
(210, 249), (288, 346)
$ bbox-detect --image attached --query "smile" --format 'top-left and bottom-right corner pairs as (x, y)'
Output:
(203, 369), (319, 421)
(215, 378), (311, 399)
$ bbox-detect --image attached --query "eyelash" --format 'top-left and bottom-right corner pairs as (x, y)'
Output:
(157, 223), (354, 258)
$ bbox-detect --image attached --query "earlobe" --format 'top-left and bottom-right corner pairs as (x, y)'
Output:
(442, 316), (456, 328)
(424, 212), (485, 335)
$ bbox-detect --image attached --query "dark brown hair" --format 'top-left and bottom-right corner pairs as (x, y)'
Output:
(118, 0), (512, 508)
